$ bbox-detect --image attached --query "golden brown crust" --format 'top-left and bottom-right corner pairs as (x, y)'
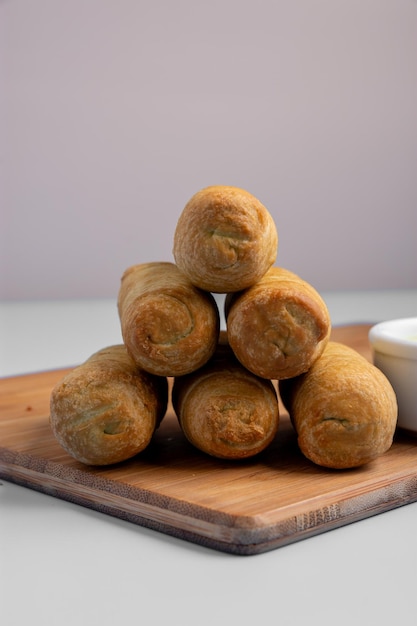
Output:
(225, 267), (331, 380)
(172, 332), (279, 459)
(279, 342), (398, 469)
(117, 262), (220, 376)
(172, 185), (278, 293)
(50, 345), (168, 466)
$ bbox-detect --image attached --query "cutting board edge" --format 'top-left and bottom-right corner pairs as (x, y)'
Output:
(2, 451), (417, 556)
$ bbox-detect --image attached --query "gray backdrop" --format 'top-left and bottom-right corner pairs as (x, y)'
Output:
(2, 0), (416, 300)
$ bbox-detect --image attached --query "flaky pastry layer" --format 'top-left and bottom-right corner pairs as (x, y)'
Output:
(173, 185), (278, 293)
(226, 267), (331, 379)
(118, 262), (220, 376)
(279, 342), (398, 469)
(172, 334), (279, 459)
(50, 345), (168, 465)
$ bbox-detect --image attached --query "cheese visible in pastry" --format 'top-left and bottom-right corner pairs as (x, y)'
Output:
(118, 262), (220, 376)
(172, 333), (279, 459)
(279, 341), (398, 469)
(225, 267), (331, 380)
(173, 185), (278, 293)
(50, 345), (168, 466)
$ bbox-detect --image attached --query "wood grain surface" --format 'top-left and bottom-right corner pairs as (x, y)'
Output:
(1, 324), (416, 555)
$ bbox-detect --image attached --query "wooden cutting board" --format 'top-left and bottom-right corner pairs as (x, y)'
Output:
(1, 324), (416, 555)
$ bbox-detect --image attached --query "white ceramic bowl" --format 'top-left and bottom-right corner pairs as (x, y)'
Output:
(369, 317), (417, 434)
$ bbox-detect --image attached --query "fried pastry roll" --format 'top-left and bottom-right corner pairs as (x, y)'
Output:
(279, 342), (398, 469)
(172, 333), (279, 459)
(173, 185), (278, 293)
(225, 267), (331, 380)
(118, 262), (220, 376)
(50, 345), (168, 466)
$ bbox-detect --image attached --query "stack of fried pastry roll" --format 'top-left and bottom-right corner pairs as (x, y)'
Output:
(279, 342), (398, 469)
(49, 183), (399, 469)
(118, 262), (220, 376)
(172, 333), (280, 459)
(225, 267), (331, 380)
(173, 185), (278, 293)
(50, 345), (168, 466)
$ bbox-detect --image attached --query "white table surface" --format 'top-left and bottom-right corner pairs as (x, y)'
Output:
(1, 290), (417, 626)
